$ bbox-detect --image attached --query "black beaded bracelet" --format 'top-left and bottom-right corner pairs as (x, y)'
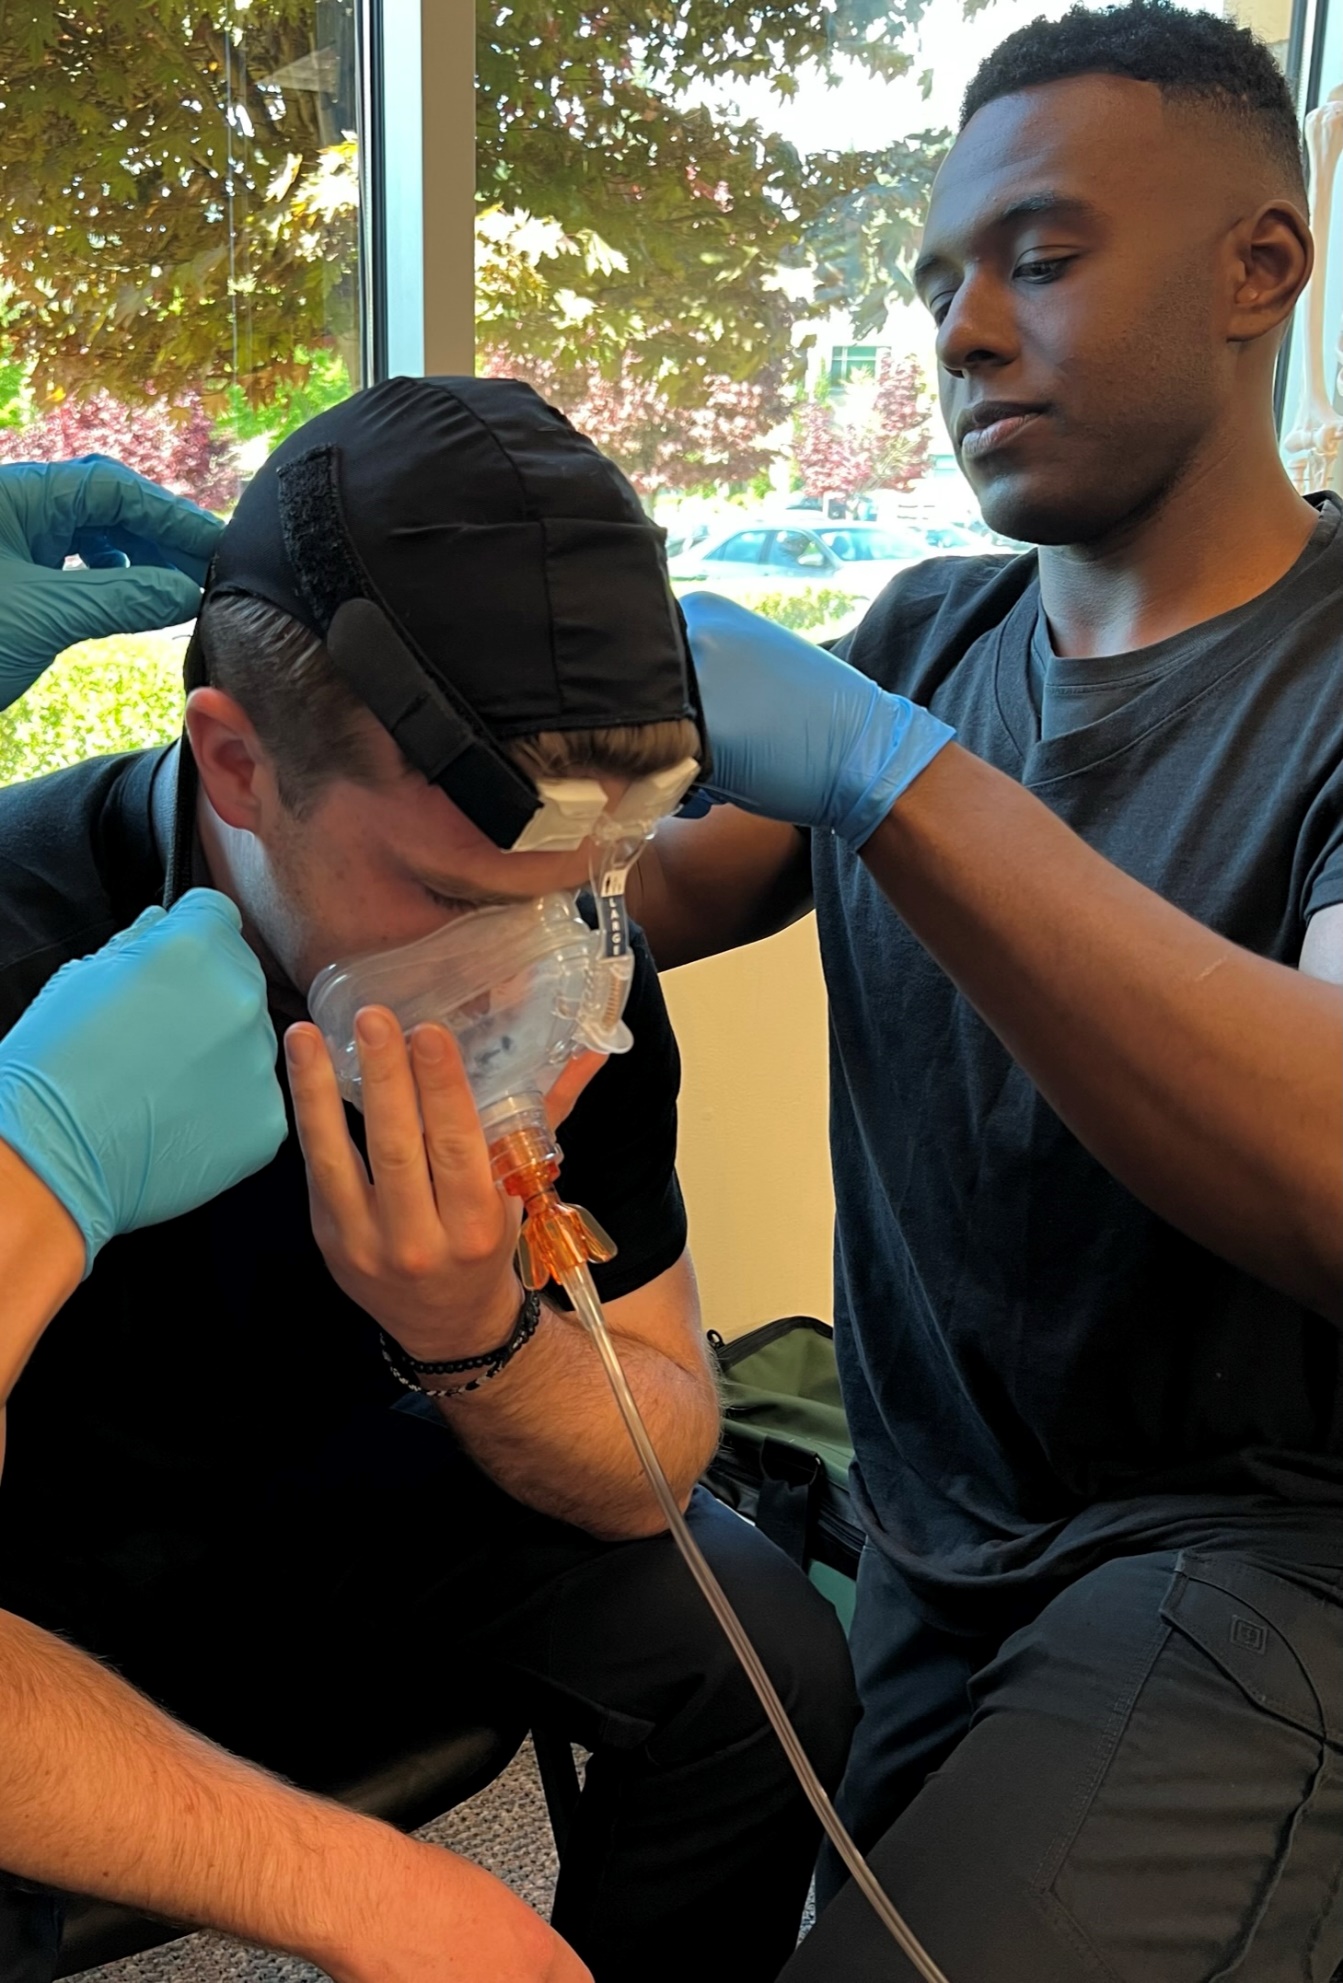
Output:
(378, 1288), (544, 1400)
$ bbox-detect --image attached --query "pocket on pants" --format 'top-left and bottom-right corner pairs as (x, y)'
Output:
(1041, 1553), (1343, 1983)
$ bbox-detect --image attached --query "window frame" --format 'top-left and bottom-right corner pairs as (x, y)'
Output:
(1274, 0), (1337, 433)
(362, 0), (476, 381)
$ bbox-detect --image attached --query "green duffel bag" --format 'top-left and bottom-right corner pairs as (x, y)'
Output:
(704, 1316), (864, 1630)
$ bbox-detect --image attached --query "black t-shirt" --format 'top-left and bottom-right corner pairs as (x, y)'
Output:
(0, 747), (687, 1629)
(813, 495), (1343, 1617)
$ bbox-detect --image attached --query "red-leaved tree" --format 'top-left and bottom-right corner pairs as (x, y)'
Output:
(0, 390), (238, 512)
(793, 356), (931, 507)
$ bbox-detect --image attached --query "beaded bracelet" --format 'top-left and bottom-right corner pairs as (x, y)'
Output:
(378, 1288), (544, 1400)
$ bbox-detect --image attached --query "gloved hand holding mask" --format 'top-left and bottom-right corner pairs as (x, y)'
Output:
(680, 590), (955, 850)
(0, 456), (223, 709)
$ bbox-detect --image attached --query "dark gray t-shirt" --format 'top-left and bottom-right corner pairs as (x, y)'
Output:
(813, 495), (1343, 1619)
(1027, 505), (1342, 738)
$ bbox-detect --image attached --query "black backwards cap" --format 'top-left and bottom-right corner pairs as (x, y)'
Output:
(169, 375), (707, 895)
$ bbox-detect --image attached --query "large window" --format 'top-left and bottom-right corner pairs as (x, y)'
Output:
(0, 0), (364, 784)
(3, 0), (1338, 787)
(475, 0), (1339, 641)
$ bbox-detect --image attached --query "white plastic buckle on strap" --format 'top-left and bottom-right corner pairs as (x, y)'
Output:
(508, 778), (609, 852)
(605, 756), (700, 831)
(506, 756), (701, 854)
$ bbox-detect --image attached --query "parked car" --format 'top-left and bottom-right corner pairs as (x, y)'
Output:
(667, 519), (932, 605)
(919, 521), (986, 553)
(662, 519), (714, 560)
(919, 519), (1028, 555)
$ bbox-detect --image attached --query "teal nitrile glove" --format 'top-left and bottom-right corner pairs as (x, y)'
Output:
(681, 591), (955, 849)
(0, 456), (224, 710)
(0, 890), (286, 1273)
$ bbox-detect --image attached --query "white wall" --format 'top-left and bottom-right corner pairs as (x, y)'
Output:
(662, 918), (836, 1339)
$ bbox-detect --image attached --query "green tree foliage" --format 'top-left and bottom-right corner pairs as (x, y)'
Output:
(0, 634), (185, 787)
(0, 1), (945, 440)
(742, 584), (865, 635)
(479, 0), (950, 440)
(0, 1), (359, 411)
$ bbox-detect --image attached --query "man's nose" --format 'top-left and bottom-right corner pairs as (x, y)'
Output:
(935, 272), (1017, 377)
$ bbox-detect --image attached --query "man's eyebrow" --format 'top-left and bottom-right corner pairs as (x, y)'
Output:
(914, 192), (1104, 294)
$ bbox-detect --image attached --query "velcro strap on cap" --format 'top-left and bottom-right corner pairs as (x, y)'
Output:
(277, 444), (542, 849)
(325, 600), (541, 848)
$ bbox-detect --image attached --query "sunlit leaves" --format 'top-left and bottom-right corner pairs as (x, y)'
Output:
(0, 0), (357, 407)
(0, 0), (948, 460)
(479, 0), (948, 430)
(0, 631), (185, 786)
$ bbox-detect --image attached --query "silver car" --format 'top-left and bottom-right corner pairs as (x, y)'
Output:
(667, 519), (933, 605)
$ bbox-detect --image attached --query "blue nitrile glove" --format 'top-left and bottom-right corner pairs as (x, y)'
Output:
(0, 456), (223, 710)
(0, 890), (286, 1272)
(681, 591), (955, 849)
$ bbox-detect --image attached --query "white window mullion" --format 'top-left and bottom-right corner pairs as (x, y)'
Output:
(367, 0), (476, 380)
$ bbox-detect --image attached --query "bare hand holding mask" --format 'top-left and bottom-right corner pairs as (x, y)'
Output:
(285, 1014), (604, 1365)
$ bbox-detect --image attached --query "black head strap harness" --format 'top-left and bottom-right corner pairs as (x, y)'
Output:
(276, 445), (542, 848)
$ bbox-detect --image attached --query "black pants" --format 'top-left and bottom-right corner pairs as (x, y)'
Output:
(0, 1401), (857, 1983)
(781, 1537), (1343, 1982)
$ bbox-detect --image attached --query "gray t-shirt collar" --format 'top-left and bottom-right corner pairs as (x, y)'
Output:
(1026, 500), (1341, 743)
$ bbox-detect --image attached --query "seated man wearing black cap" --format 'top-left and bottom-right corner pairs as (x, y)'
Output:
(0, 378), (857, 1983)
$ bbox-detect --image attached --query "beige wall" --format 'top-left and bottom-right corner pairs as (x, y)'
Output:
(662, 917), (835, 1339)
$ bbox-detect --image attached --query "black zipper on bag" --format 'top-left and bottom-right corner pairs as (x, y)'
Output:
(706, 1316), (834, 1372)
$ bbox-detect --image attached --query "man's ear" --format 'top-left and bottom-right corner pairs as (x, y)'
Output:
(1226, 198), (1313, 346)
(184, 687), (276, 833)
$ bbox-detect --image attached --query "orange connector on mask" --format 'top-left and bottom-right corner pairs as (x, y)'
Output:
(488, 1110), (616, 1293)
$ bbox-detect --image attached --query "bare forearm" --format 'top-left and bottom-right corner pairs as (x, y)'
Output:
(629, 812), (811, 969)
(437, 1278), (719, 1539)
(0, 1606), (450, 1976)
(866, 745), (1343, 1320)
(0, 1141), (84, 1411)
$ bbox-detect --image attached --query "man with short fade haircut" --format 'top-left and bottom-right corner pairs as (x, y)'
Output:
(0, 376), (857, 1983)
(636, 1), (1343, 1975)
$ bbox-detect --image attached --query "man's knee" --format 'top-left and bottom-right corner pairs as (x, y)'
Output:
(796, 1550), (1343, 1983)
(539, 1488), (858, 1781)
(646, 1490), (859, 1781)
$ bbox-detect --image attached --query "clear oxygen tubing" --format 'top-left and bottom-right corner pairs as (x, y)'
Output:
(560, 1258), (953, 1983)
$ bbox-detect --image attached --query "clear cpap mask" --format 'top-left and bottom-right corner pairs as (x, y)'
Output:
(305, 755), (700, 1148)
(307, 885), (632, 1126)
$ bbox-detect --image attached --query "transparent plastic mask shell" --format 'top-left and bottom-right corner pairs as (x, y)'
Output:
(307, 892), (632, 1112)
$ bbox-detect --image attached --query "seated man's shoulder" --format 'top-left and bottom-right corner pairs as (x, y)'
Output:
(0, 749), (164, 1030)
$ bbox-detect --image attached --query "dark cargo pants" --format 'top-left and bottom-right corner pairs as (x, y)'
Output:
(784, 1539), (1343, 1982)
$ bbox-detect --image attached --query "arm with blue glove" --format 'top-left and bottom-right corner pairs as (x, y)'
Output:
(0, 888), (287, 1402)
(680, 591), (954, 845)
(659, 592), (1341, 1321)
(0, 894), (586, 1983)
(628, 592), (954, 968)
(0, 455), (222, 710)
